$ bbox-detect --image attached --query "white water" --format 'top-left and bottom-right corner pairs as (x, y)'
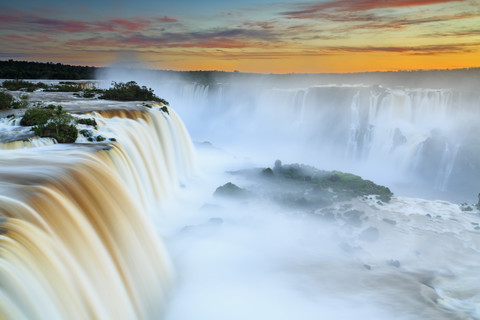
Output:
(134, 74), (479, 319)
(0, 106), (195, 319)
(1, 72), (480, 319)
(139, 79), (479, 203)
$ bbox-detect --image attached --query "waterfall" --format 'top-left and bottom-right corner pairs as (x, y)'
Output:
(153, 80), (479, 201)
(0, 106), (195, 319)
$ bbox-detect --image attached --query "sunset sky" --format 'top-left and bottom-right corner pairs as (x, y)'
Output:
(1, 0), (479, 73)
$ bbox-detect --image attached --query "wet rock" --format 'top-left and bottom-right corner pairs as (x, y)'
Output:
(214, 182), (251, 199)
(387, 259), (401, 268)
(382, 218), (396, 225)
(261, 167), (274, 178)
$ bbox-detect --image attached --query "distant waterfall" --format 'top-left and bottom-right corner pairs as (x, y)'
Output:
(155, 80), (480, 200)
(0, 107), (195, 319)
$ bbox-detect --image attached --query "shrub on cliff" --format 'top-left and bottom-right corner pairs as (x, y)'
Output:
(21, 104), (57, 126)
(76, 118), (97, 127)
(1, 80), (47, 92)
(0, 91), (14, 109)
(99, 81), (169, 105)
(0, 91), (29, 109)
(21, 104), (78, 143)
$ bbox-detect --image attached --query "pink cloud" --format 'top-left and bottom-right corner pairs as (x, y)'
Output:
(27, 17), (89, 32)
(283, 0), (466, 18)
(0, 34), (53, 43)
(1, 9), (179, 34)
(157, 16), (178, 23)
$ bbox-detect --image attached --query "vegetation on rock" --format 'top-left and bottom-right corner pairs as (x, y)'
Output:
(160, 106), (169, 114)
(79, 129), (93, 138)
(1, 79), (98, 93)
(21, 104), (78, 143)
(0, 91), (14, 109)
(1, 80), (48, 92)
(44, 83), (83, 92)
(214, 182), (251, 199)
(222, 161), (394, 211)
(76, 118), (97, 127)
(99, 81), (169, 105)
(272, 161), (393, 202)
(0, 91), (29, 109)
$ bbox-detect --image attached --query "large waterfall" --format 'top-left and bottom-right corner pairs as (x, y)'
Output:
(148, 79), (480, 202)
(0, 107), (195, 319)
(1, 72), (480, 320)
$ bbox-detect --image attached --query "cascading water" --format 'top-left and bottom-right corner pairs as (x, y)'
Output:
(0, 106), (195, 319)
(150, 79), (479, 202)
(15, 71), (475, 319)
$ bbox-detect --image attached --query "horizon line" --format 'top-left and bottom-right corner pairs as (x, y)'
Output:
(2, 59), (480, 76)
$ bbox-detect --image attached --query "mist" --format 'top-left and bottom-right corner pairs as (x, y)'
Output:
(95, 67), (480, 319)
(98, 67), (480, 202)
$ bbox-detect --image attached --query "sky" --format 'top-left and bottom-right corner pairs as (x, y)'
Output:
(1, 0), (479, 73)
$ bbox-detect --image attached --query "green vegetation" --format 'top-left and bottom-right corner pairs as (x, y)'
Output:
(2, 79), (97, 93)
(76, 118), (97, 127)
(77, 89), (97, 98)
(0, 60), (96, 80)
(272, 161), (393, 202)
(21, 104), (78, 143)
(21, 104), (57, 126)
(0, 90), (29, 109)
(160, 106), (169, 114)
(79, 129), (92, 138)
(319, 171), (393, 202)
(214, 182), (251, 199)
(44, 83), (83, 92)
(1, 80), (48, 91)
(99, 81), (169, 104)
(1, 60), (480, 91)
(223, 161), (393, 210)
(0, 91), (14, 109)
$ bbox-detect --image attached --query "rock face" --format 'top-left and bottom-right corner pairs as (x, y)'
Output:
(220, 161), (393, 209)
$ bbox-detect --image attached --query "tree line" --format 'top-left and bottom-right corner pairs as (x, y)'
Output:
(0, 60), (97, 80)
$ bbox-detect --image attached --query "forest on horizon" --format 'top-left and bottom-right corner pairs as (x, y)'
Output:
(1, 59), (479, 89)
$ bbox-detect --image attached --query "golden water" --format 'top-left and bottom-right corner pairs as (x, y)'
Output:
(0, 107), (195, 319)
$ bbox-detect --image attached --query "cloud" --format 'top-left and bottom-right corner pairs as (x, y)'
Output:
(0, 9), (179, 34)
(157, 16), (178, 23)
(66, 27), (281, 50)
(424, 26), (480, 37)
(320, 42), (480, 55)
(282, 0), (466, 18)
(0, 14), (21, 23)
(27, 17), (89, 32)
(0, 34), (53, 43)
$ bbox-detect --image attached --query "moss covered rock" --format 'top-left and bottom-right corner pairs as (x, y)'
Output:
(214, 182), (251, 199)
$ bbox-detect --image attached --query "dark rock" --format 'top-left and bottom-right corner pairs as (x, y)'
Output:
(214, 182), (250, 199)
(382, 218), (396, 225)
(261, 167), (274, 178)
(387, 260), (401, 268)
